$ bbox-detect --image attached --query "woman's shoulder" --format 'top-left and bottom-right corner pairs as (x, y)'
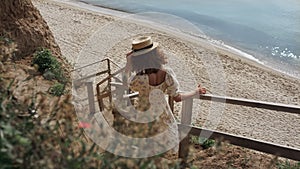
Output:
(161, 67), (174, 76)
(162, 67), (173, 73)
(162, 67), (178, 86)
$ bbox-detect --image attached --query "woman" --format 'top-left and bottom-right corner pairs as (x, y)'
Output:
(113, 36), (206, 156)
(125, 36), (206, 103)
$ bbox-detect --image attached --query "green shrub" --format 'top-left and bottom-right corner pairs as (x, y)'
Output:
(0, 79), (34, 168)
(33, 48), (59, 73)
(32, 48), (66, 83)
(276, 161), (300, 169)
(0, 78), (181, 168)
(0, 78), (101, 168)
(49, 82), (65, 96)
(200, 138), (215, 149)
(190, 135), (215, 149)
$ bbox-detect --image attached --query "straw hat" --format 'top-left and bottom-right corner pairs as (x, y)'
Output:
(131, 36), (159, 56)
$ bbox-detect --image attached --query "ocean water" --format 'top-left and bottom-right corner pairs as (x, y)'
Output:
(80, 0), (300, 78)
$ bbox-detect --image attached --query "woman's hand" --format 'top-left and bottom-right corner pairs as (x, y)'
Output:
(197, 84), (206, 94)
(173, 84), (206, 102)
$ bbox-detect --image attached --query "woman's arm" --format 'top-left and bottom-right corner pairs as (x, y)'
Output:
(173, 84), (206, 102)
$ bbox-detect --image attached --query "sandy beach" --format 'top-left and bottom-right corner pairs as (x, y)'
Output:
(33, 0), (300, 149)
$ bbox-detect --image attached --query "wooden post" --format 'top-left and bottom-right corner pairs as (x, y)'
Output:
(96, 84), (104, 111)
(107, 59), (112, 104)
(178, 98), (193, 162)
(86, 82), (96, 116)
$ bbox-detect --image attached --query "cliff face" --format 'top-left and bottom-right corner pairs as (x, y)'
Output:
(0, 0), (61, 59)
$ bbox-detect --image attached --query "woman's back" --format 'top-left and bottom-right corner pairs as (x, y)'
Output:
(147, 69), (166, 86)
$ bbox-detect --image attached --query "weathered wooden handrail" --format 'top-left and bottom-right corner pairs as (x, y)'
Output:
(73, 70), (109, 86)
(72, 58), (121, 72)
(179, 94), (300, 162)
(198, 94), (300, 114)
(178, 124), (300, 161)
(80, 58), (300, 162)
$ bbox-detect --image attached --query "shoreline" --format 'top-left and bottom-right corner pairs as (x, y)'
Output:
(75, 0), (300, 80)
(78, 0), (133, 14)
(34, 0), (300, 149)
(73, 0), (300, 80)
(71, 0), (263, 62)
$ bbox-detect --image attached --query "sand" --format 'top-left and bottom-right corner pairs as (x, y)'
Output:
(33, 0), (300, 149)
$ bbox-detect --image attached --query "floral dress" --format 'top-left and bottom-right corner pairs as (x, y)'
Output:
(112, 68), (180, 155)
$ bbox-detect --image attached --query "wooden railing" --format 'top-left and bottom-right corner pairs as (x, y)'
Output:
(74, 58), (300, 162)
(178, 95), (300, 162)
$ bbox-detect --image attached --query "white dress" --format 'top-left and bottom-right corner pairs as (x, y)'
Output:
(112, 68), (180, 156)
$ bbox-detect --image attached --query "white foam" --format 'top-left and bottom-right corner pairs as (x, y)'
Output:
(222, 44), (264, 64)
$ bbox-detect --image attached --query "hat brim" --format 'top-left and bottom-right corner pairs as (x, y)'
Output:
(131, 42), (159, 57)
